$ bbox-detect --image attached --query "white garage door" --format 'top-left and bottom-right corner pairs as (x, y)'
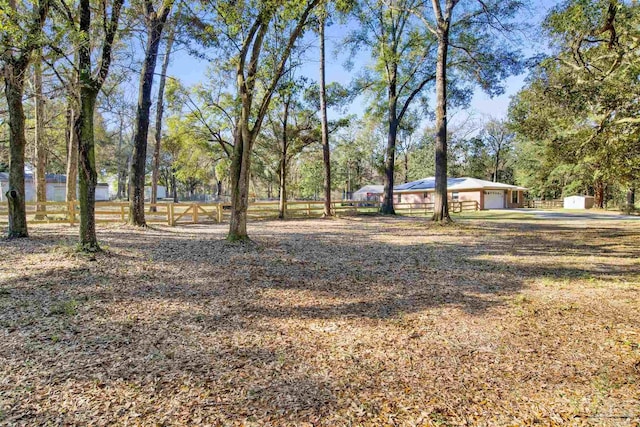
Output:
(484, 190), (505, 209)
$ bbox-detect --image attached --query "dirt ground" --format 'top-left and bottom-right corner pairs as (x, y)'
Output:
(1, 216), (639, 426)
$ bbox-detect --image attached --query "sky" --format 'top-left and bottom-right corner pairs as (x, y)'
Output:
(165, 0), (558, 128)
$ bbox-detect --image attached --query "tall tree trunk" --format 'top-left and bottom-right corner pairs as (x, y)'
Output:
(115, 112), (126, 199)
(171, 170), (177, 202)
(2, 0), (48, 238)
(278, 97), (289, 220)
(4, 62), (29, 238)
(626, 187), (635, 212)
(65, 104), (79, 203)
(76, 88), (99, 249)
(117, 169), (127, 199)
(493, 149), (500, 182)
(432, 31), (451, 223)
(404, 152), (409, 183)
(76, 0), (99, 251)
(151, 22), (175, 212)
(380, 87), (398, 215)
(65, 57), (80, 210)
(75, 0), (123, 251)
(319, 15), (332, 217)
(129, 5), (173, 226)
(594, 179), (604, 209)
(278, 154), (287, 219)
(34, 53), (47, 220)
(228, 125), (253, 241)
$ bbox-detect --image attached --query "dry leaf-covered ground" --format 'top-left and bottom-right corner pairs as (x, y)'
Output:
(1, 215), (639, 426)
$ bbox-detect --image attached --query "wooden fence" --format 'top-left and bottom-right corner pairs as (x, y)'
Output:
(527, 199), (564, 209)
(0, 199), (479, 226)
(394, 200), (479, 215)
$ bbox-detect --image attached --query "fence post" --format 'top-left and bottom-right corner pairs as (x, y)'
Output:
(168, 203), (174, 226)
(193, 203), (199, 224)
(217, 203), (223, 223)
(120, 205), (126, 222)
(307, 203), (311, 216)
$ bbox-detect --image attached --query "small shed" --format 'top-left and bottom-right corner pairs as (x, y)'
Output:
(144, 185), (167, 200)
(96, 184), (110, 201)
(564, 195), (594, 209)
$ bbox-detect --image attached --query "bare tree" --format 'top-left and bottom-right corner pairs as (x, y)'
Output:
(481, 118), (513, 182)
(150, 20), (176, 212)
(128, 0), (175, 226)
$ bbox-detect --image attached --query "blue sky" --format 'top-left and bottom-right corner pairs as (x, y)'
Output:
(165, 0), (558, 126)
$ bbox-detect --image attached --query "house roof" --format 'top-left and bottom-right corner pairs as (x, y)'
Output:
(353, 184), (384, 194)
(394, 177), (526, 193)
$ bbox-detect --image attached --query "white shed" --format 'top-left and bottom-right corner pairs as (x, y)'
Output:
(144, 185), (167, 200)
(96, 184), (110, 201)
(564, 195), (594, 209)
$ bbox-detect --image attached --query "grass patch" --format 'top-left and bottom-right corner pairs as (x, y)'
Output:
(48, 299), (79, 316)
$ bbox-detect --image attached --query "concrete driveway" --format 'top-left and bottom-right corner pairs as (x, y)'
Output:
(506, 209), (640, 221)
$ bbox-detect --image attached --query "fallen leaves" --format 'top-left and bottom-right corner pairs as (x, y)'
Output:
(0, 217), (639, 426)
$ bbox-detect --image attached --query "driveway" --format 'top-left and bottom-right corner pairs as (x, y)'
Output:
(506, 209), (640, 221)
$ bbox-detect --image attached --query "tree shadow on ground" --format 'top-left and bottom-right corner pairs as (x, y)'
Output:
(1, 217), (639, 424)
(2, 218), (638, 320)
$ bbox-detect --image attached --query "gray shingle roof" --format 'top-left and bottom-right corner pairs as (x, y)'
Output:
(353, 185), (384, 194)
(394, 177), (525, 192)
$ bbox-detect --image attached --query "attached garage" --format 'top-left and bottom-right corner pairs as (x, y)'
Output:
(483, 190), (505, 209)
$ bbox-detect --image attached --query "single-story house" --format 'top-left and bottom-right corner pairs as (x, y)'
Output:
(563, 195), (594, 209)
(355, 177), (526, 210)
(0, 173), (110, 202)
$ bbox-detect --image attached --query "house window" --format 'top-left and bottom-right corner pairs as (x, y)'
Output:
(452, 192), (459, 201)
(511, 190), (519, 204)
